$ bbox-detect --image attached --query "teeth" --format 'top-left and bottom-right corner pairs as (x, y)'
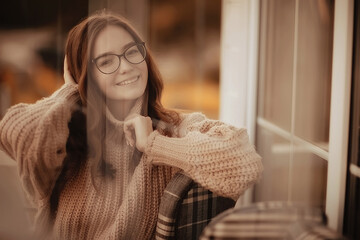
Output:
(117, 76), (139, 86)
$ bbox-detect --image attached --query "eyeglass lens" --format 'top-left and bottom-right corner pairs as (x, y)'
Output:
(95, 44), (146, 74)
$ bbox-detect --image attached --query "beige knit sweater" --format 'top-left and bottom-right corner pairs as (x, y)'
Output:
(0, 83), (263, 239)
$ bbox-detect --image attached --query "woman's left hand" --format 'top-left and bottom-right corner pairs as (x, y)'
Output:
(124, 114), (153, 152)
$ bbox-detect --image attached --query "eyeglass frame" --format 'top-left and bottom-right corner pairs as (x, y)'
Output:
(91, 42), (147, 74)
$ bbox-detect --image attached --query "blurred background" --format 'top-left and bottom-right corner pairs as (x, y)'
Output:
(0, 0), (359, 239)
(0, 0), (222, 119)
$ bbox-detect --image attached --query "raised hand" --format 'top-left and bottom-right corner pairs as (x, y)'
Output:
(63, 56), (76, 85)
(123, 113), (153, 152)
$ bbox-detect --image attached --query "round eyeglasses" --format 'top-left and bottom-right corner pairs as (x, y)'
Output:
(92, 42), (146, 74)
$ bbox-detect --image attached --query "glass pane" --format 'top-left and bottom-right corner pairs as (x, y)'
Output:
(257, 0), (295, 131)
(256, 0), (333, 209)
(294, 0), (334, 150)
(149, 0), (221, 119)
(254, 125), (291, 202)
(290, 148), (328, 208)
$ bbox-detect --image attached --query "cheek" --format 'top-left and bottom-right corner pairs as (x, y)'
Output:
(92, 72), (108, 93)
(141, 63), (148, 82)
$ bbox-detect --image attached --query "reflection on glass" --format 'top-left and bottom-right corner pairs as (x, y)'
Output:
(294, 0), (334, 150)
(291, 148), (328, 208)
(149, 0), (221, 119)
(255, 125), (290, 202)
(258, 0), (295, 131)
(255, 0), (334, 208)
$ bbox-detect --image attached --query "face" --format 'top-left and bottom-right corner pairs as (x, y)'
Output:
(91, 25), (148, 102)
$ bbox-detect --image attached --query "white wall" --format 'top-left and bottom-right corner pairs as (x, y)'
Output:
(220, 0), (260, 205)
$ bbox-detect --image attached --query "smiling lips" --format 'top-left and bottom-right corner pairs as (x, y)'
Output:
(116, 76), (139, 86)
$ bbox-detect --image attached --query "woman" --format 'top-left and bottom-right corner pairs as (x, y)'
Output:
(0, 10), (263, 239)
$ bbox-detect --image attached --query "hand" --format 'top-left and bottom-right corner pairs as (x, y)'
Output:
(124, 114), (153, 152)
(63, 56), (76, 85)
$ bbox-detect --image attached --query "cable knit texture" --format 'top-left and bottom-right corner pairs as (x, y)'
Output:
(0, 83), (263, 239)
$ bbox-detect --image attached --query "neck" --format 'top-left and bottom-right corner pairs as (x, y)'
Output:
(106, 98), (137, 121)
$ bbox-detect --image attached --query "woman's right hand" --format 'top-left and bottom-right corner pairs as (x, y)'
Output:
(64, 56), (77, 85)
(124, 113), (153, 153)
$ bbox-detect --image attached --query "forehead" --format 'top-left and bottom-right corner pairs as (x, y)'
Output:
(92, 25), (134, 57)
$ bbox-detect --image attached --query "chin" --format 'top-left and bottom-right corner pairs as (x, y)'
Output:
(109, 90), (145, 101)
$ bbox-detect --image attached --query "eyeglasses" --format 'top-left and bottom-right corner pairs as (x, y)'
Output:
(92, 42), (146, 74)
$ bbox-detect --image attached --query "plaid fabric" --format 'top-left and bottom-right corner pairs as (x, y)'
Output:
(156, 172), (235, 240)
(199, 201), (346, 240)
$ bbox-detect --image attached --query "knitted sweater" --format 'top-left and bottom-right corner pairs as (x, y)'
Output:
(0, 83), (263, 239)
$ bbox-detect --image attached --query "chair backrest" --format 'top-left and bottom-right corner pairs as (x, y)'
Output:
(156, 172), (235, 240)
(199, 201), (346, 240)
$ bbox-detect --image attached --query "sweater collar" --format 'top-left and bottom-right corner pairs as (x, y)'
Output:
(105, 91), (148, 128)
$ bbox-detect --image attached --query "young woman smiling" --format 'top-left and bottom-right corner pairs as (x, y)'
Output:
(0, 10), (263, 239)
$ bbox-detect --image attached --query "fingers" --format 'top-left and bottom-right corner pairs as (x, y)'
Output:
(64, 56), (67, 73)
(63, 55), (76, 85)
(124, 119), (135, 147)
(123, 114), (153, 152)
(124, 113), (138, 147)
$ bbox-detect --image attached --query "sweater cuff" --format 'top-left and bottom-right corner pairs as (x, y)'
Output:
(145, 130), (193, 172)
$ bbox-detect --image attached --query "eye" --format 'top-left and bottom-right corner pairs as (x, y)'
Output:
(126, 48), (140, 56)
(97, 55), (116, 67)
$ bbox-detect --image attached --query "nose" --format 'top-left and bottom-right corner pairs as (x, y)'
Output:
(118, 56), (133, 74)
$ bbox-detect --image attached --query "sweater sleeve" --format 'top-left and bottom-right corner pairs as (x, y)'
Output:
(0, 83), (80, 205)
(145, 112), (263, 200)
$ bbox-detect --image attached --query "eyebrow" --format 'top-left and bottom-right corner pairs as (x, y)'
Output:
(94, 41), (136, 59)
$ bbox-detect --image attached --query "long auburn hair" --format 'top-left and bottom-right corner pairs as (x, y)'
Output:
(50, 10), (180, 216)
(66, 10), (180, 123)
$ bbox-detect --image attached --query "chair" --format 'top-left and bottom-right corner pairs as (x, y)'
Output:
(156, 171), (236, 240)
(199, 201), (346, 240)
